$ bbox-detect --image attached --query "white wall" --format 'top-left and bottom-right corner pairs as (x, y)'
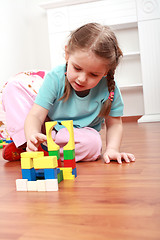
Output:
(0, 0), (51, 88)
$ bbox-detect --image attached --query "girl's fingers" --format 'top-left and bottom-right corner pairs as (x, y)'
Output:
(121, 153), (135, 163)
(127, 153), (136, 162)
(30, 134), (47, 146)
(27, 141), (38, 152)
(104, 154), (110, 164)
(121, 153), (130, 163)
(103, 151), (135, 164)
(117, 154), (122, 164)
(36, 133), (47, 142)
(29, 135), (38, 144)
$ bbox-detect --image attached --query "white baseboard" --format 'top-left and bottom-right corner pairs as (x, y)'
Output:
(138, 114), (160, 123)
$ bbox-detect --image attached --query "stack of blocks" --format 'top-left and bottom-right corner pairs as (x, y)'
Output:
(0, 138), (13, 149)
(16, 120), (77, 191)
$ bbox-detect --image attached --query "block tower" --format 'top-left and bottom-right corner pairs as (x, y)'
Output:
(46, 120), (77, 176)
(16, 120), (77, 191)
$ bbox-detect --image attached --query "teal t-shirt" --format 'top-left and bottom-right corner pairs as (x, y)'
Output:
(35, 64), (124, 131)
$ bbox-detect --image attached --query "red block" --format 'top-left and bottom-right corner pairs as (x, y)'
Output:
(64, 159), (76, 169)
(58, 158), (62, 167)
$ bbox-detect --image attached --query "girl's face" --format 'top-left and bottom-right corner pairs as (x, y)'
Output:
(65, 48), (109, 94)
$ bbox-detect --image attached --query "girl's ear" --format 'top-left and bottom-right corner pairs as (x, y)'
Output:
(65, 45), (69, 61)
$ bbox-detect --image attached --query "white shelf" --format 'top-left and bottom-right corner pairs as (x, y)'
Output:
(119, 83), (143, 90)
(110, 22), (138, 30)
(123, 51), (140, 58)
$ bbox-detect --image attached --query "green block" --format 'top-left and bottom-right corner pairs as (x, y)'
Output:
(0, 140), (3, 143)
(49, 150), (60, 159)
(63, 149), (75, 160)
(57, 170), (63, 183)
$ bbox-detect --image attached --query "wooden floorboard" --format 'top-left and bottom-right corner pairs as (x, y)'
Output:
(0, 121), (160, 240)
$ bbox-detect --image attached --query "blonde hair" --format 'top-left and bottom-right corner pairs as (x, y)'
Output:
(59, 23), (123, 118)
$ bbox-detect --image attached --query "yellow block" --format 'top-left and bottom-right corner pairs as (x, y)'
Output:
(21, 157), (34, 169)
(45, 121), (60, 151)
(61, 120), (75, 150)
(60, 167), (75, 180)
(33, 156), (58, 169)
(21, 151), (44, 158)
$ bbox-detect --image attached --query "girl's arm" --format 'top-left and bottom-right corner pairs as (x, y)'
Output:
(24, 103), (48, 152)
(103, 116), (135, 164)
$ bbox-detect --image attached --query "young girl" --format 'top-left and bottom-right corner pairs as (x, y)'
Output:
(2, 23), (135, 164)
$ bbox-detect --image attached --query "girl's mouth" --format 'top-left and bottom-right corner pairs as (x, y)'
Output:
(74, 81), (85, 89)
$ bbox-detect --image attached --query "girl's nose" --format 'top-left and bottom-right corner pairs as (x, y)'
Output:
(78, 73), (87, 83)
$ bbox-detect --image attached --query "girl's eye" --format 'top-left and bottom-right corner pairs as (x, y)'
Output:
(91, 73), (98, 77)
(74, 65), (81, 71)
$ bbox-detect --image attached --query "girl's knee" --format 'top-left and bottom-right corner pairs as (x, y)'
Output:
(81, 130), (101, 151)
(74, 128), (102, 162)
(55, 127), (102, 162)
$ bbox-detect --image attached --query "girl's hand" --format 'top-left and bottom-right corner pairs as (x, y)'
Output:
(103, 148), (135, 164)
(26, 133), (47, 152)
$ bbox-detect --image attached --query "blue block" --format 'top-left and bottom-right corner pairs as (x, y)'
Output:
(6, 140), (13, 143)
(44, 168), (57, 179)
(57, 168), (60, 174)
(21, 168), (36, 181)
(72, 168), (77, 178)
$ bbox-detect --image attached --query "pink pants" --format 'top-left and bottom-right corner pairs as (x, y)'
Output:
(2, 71), (102, 162)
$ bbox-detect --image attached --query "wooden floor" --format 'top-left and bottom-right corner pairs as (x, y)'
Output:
(0, 120), (160, 240)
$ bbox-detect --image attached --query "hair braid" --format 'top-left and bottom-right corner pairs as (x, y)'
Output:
(107, 70), (115, 93)
(98, 69), (115, 118)
(98, 42), (123, 119)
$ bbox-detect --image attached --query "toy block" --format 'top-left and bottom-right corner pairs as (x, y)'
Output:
(16, 179), (28, 191)
(57, 159), (62, 167)
(6, 139), (13, 143)
(21, 151), (44, 159)
(63, 149), (75, 160)
(61, 120), (75, 150)
(36, 169), (44, 179)
(64, 159), (76, 169)
(45, 121), (60, 151)
(21, 157), (34, 169)
(48, 150), (62, 167)
(27, 181), (38, 191)
(21, 168), (36, 181)
(33, 156), (58, 169)
(57, 170), (63, 183)
(45, 179), (59, 191)
(72, 168), (77, 178)
(60, 167), (75, 180)
(49, 150), (60, 159)
(44, 168), (57, 179)
(37, 180), (46, 191)
(0, 139), (8, 149)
